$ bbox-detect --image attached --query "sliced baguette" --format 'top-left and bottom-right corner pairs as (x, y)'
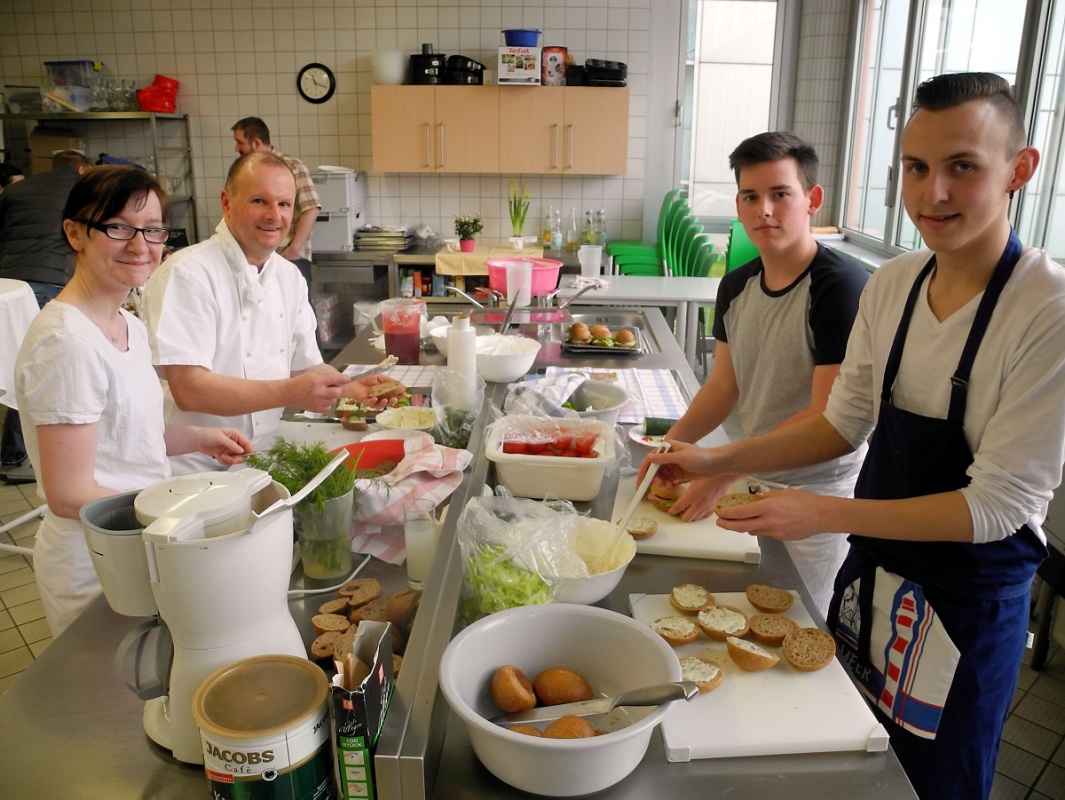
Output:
(726, 636), (780, 671)
(368, 379), (404, 397)
(782, 628), (836, 672)
(339, 578), (382, 607)
(650, 615), (699, 646)
(669, 583), (714, 615)
(745, 583), (794, 613)
(748, 613), (799, 646)
(310, 630), (344, 660)
(311, 613), (352, 636)
(318, 596), (351, 616)
(679, 656), (724, 692)
(696, 605), (749, 640)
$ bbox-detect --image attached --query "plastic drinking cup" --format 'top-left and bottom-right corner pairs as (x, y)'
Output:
(578, 245), (603, 277)
(404, 498), (438, 590)
(505, 260), (533, 307)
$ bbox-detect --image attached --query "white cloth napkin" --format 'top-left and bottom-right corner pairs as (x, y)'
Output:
(568, 276), (610, 289)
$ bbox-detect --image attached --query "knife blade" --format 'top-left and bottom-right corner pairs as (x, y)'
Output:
(491, 681), (700, 727)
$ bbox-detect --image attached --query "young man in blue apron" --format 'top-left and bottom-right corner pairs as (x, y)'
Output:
(646, 73), (1063, 799)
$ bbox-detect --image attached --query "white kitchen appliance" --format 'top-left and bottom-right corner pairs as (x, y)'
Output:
(81, 469), (307, 764)
(310, 169), (367, 252)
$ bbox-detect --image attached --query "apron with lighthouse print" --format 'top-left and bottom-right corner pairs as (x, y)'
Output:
(827, 231), (1047, 799)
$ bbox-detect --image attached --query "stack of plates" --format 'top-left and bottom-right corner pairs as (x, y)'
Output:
(354, 226), (413, 252)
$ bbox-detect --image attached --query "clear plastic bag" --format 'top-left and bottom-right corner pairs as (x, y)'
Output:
(431, 367), (484, 449)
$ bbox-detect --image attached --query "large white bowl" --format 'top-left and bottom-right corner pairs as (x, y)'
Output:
(439, 604), (682, 796)
(475, 334), (542, 383)
(565, 380), (629, 427)
(429, 322), (496, 356)
(554, 517), (636, 605)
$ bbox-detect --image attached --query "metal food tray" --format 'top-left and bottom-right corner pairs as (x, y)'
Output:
(560, 325), (645, 356)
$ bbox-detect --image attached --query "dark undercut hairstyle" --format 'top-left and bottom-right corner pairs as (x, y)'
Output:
(62, 165), (169, 249)
(225, 151), (291, 192)
(232, 116), (271, 145)
(728, 131), (819, 192)
(912, 72), (1027, 153)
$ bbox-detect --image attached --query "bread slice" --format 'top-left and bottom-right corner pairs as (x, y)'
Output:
(696, 605), (749, 640)
(310, 630), (344, 660)
(669, 584), (714, 615)
(748, 613), (799, 647)
(311, 613), (352, 636)
(650, 615), (699, 646)
(782, 628), (837, 672)
(626, 517), (658, 540)
(369, 379), (404, 397)
(745, 584), (794, 613)
(679, 656), (724, 693)
(726, 636), (780, 671)
(713, 492), (759, 513)
(318, 596), (351, 616)
(339, 578), (382, 607)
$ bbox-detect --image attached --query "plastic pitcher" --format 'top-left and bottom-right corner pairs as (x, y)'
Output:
(372, 298), (427, 364)
(578, 244), (603, 277)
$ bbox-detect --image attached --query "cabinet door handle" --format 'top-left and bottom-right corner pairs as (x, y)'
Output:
(438, 123), (445, 168)
(566, 124), (574, 169)
(423, 123), (431, 168)
(552, 123), (559, 169)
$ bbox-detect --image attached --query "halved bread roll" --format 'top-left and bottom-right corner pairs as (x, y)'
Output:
(713, 492), (760, 513)
(626, 517), (658, 540)
(696, 605), (749, 640)
(726, 636), (780, 671)
(669, 583), (714, 615)
(679, 655), (724, 692)
(745, 583), (794, 613)
(650, 615), (699, 645)
(783, 628), (837, 672)
(748, 613), (799, 647)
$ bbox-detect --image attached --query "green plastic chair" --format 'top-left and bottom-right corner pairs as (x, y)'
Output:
(664, 215), (707, 277)
(608, 189), (685, 263)
(725, 219), (760, 272)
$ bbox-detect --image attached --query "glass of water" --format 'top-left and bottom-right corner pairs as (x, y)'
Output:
(404, 498), (438, 590)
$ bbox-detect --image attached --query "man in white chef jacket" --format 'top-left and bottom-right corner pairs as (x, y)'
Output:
(143, 151), (398, 474)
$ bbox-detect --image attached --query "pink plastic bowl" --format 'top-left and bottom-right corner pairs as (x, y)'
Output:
(486, 258), (563, 297)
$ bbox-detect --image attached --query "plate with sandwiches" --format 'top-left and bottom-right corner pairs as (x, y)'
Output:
(562, 323), (645, 356)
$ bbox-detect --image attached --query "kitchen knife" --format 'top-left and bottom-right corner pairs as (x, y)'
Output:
(492, 680), (700, 727)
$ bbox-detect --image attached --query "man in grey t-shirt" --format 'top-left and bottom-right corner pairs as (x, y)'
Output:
(643, 132), (869, 615)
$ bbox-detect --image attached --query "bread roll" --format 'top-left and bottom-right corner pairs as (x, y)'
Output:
(748, 613), (799, 647)
(745, 584), (794, 613)
(368, 379), (404, 397)
(680, 655), (724, 693)
(543, 715), (599, 739)
(626, 517), (658, 540)
(650, 615), (699, 645)
(646, 483), (680, 512)
(509, 724), (544, 737)
(490, 665), (537, 712)
(726, 636), (780, 671)
(669, 583), (714, 615)
(713, 492), (760, 513)
(533, 668), (593, 706)
(696, 605), (749, 640)
(782, 628), (837, 672)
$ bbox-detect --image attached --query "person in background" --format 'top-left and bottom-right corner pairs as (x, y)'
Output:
(14, 166), (251, 636)
(0, 150), (93, 484)
(640, 132), (869, 617)
(647, 72), (1061, 800)
(143, 152), (401, 474)
(0, 161), (24, 190)
(231, 116), (321, 289)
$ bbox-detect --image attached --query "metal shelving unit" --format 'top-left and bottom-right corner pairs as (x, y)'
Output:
(0, 111), (198, 241)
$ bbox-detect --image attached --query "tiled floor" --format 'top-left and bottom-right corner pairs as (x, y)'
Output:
(1, 413), (1064, 797)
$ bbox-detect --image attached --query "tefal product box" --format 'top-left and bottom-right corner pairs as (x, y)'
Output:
(497, 46), (542, 85)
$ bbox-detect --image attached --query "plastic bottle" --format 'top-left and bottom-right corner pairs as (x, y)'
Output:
(565, 207), (580, 251)
(447, 312), (477, 381)
(596, 209), (607, 246)
(543, 205), (555, 248)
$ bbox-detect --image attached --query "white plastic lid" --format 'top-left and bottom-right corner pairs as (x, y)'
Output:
(135, 469), (272, 540)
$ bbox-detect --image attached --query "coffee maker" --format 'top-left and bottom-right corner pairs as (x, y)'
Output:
(81, 469), (307, 764)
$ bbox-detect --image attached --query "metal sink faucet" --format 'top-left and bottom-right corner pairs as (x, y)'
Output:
(445, 286), (504, 308)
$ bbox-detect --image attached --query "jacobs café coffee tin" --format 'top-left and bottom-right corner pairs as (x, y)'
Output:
(193, 654), (336, 800)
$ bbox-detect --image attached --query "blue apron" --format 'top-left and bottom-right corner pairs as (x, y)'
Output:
(827, 231), (1046, 800)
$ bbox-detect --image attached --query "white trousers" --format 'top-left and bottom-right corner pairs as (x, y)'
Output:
(33, 509), (102, 637)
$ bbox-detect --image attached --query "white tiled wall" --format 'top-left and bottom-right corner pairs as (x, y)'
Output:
(0, 0), (653, 245)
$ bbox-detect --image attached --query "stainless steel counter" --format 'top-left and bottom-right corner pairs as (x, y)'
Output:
(0, 309), (915, 800)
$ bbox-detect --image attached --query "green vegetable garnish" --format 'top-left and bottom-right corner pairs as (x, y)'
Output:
(463, 542), (553, 621)
(249, 438), (360, 515)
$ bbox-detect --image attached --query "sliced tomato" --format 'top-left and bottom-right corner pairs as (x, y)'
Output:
(502, 440), (527, 455)
(575, 433), (596, 455)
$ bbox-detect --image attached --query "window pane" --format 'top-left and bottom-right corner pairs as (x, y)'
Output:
(896, 0), (1024, 248)
(686, 0), (778, 217)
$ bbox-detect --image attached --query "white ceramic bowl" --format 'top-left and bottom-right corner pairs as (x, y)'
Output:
(554, 517), (636, 605)
(439, 604), (681, 796)
(429, 322), (496, 356)
(565, 380), (629, 427)
(475, 334), (541, 383)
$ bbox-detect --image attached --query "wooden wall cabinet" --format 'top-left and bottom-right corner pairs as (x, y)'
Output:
(371, 85), (500, 173)
(371, 86), (628, 175)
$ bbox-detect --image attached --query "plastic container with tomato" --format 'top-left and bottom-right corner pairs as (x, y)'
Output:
(484, 415), (615, 501)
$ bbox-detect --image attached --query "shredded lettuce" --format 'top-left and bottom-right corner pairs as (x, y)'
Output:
(463, 542), (553, 621)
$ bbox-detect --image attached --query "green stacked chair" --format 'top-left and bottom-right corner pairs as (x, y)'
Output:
(608, 189), (687, 275)
(725, 218), (759, 272)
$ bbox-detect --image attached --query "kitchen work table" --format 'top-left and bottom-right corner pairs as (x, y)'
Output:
(554, 275), (721, 365)
(0, 308), (915, 800)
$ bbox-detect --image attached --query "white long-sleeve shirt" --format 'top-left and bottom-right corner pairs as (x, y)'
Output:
(825, 247), (1065, 545)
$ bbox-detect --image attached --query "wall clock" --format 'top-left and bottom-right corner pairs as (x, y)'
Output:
(297, 63), (336, 104)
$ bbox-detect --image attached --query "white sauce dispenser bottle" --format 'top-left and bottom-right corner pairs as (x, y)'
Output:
(447, 312), (477, 380)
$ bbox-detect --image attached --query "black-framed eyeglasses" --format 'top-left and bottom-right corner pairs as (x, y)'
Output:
(75, 218), (171, 244)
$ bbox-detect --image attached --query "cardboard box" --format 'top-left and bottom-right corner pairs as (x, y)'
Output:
(498, 46), (542, 85)
(30, 127), (86, 160)
(331, 621), (394, 800)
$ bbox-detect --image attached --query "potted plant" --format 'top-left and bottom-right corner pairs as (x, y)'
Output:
(508, 178), (531, 246)
(454, 213), (483, 252)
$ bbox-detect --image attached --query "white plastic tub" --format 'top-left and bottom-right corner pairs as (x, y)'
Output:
(484, 415), (614, 501)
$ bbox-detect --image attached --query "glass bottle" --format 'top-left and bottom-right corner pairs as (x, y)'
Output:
(595, 209), (607, 246)
(565, 207), (580, 251)
(543, 205), (555, 248)
(581, 210), (596, 245)
(551, 208), (563, 250)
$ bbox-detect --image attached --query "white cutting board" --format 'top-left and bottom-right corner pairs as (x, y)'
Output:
(629, 592), (888, 761)
(611, 480), (761, 563)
